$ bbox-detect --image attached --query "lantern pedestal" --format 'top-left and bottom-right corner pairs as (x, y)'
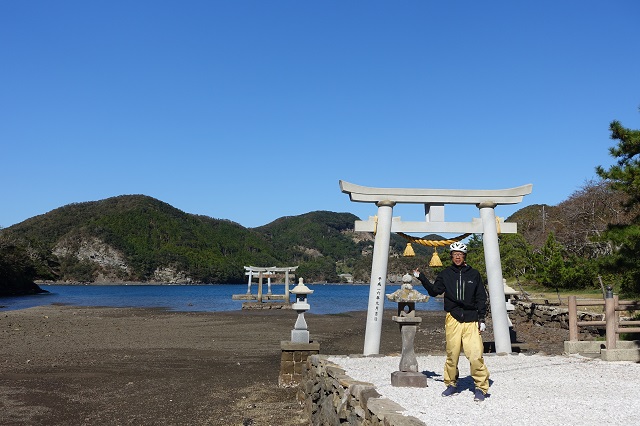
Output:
(386, 274), (429, 388)
(390, 315), (427, 388)
(391, 371), (428, 388)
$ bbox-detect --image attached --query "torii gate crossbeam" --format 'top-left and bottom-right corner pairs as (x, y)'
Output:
(340, 180), (533, 355)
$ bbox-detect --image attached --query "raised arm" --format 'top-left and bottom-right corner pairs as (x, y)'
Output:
(413, 269), (443, 297)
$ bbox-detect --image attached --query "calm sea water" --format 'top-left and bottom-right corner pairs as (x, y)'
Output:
(0, 284), (443, 315)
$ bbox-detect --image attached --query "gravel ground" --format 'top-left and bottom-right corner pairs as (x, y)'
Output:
(328, 353), (640, 425)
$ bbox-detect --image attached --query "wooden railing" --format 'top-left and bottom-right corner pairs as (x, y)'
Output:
(568, 288), (640, 349)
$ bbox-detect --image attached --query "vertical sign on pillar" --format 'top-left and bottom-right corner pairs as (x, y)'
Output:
(363, 200), (395, 356)
(374, 277), (382, 320)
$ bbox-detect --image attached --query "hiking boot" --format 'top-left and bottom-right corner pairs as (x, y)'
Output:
(441, 386), (457, 397)
(473, 389), (485, 402)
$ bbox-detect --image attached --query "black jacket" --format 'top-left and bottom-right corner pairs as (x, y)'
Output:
(416, 264), (487, 323)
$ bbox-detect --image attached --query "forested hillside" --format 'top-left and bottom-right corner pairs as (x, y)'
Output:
(0, 194), (438, 292)
(0, 238), (49, 296)
(3, 196), (281, 284)
(1, 178), (639, 297)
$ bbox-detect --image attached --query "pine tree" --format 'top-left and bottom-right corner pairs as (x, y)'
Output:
(596, 109), (640, 296)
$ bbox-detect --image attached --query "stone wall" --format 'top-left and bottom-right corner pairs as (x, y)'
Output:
(298, 354), (425, 426)
(512, 301), (603, 329)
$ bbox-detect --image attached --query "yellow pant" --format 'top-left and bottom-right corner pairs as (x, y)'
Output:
(443, 313), (490, 393)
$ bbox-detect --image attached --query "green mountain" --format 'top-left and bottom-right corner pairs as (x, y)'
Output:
(3, 195), (285, 284)
(3, 195), (420, 289)
(0, 194), (514, 294)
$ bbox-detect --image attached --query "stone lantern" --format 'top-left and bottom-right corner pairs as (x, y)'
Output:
(279, 278), (320, 388)
(386, 273), (429, 387)
(290, 278), (314, 343)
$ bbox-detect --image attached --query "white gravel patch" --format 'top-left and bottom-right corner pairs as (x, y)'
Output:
(327, 353), (640, 425)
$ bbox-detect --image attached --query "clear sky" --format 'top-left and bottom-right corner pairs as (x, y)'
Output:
(2, 1), (639, 231)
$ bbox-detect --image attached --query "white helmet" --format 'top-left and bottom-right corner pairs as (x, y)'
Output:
(449, 242), (467, 254)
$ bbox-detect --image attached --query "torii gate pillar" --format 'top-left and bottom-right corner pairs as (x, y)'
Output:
(479, 202), (511, 353)
(363, 200), (395, 355)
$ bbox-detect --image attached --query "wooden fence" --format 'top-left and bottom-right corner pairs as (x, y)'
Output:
(568, 289), (640, 349)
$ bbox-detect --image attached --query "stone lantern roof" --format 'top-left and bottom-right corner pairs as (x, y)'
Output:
(386, 274), (429, 303)
(291, 278), (313, 296)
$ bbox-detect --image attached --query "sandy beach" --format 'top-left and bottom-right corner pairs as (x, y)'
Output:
(1, 305), (568, 425)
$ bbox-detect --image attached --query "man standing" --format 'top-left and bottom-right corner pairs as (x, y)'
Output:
(413, 242), (490, 402)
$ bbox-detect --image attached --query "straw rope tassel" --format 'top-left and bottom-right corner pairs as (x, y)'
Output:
(403, 242), (415, 257)
(429, 248), (442, 267)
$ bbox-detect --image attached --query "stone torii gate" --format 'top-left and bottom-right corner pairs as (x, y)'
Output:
(243, 266), (298, 300)
(339, 180), (533, 355)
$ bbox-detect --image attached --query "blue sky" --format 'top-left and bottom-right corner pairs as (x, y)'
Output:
(2, 1), (639, 231)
